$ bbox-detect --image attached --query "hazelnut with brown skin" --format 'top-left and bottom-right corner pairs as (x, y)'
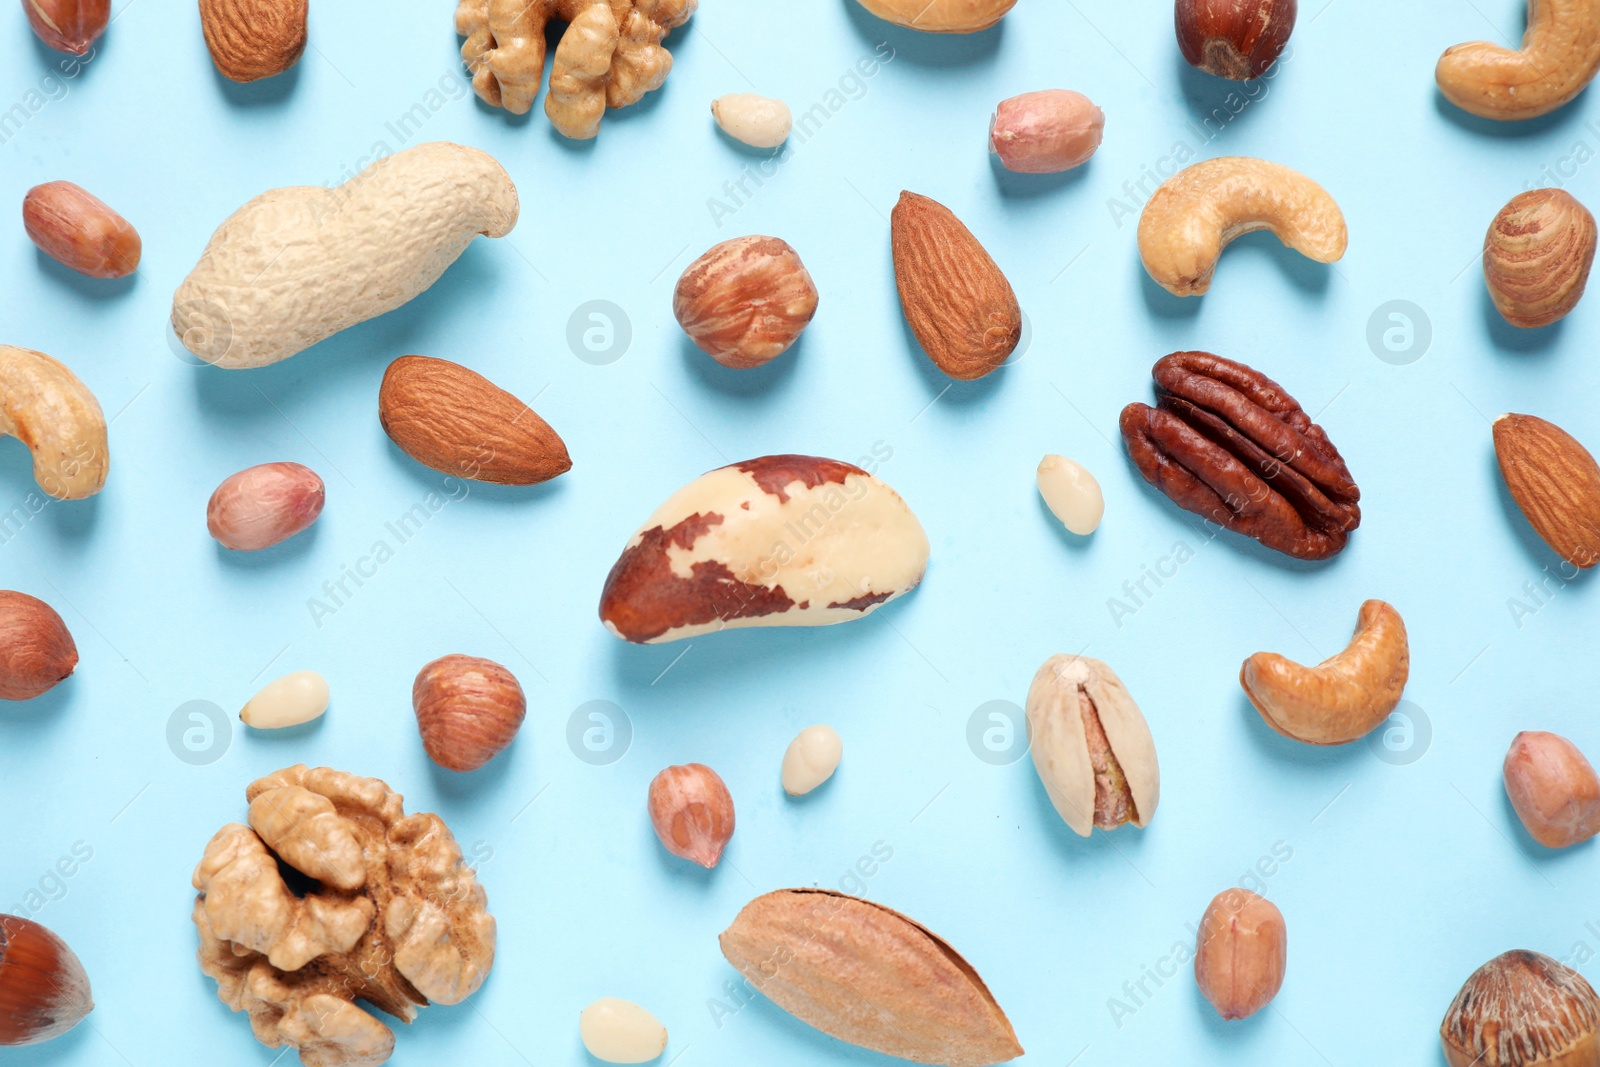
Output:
(413, 654), (526, 772)
(648, 763), (735, 868)
(0, 592), (77, 701)
(673, 236), (819, 369)
(0, 914), (93, 1045)
(1176, 0), (1296, 80)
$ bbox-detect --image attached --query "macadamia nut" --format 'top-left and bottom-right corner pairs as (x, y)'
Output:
(711, 93), (792, 148)
(782, 725), (843, 796)
(1036, 454), (1103, 535)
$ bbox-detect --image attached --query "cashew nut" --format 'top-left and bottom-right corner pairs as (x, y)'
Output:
(172, 142), (519, 369)
(1240, 600), (1409, 746)
(1436, 0), (1600, 121)
(0, 345), (107, 500)
(1137, 157), (1347, 297)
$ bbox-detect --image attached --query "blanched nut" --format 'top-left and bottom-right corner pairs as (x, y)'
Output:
(1504, 730), (1600, 848)
(580, 998), (667, 1064)
(208, 462), (325, 551)
(599, 455), (930, 644)
(1025, 655), (1160, 836)
(989, 90), (1104, 174)
(711, 94), (792, 148)
(1137, 157), (1347, 296)
(455, 0), (696, 139)
(193, 765), (495, 1067)
(1036, 454), (1103, 535)
(1437, 0), (1600, 121)
(0, 346), (107, 501)
(781, 725), (843, 796)
(1194, 888), (1287, 1020)
(240, 670), (329, 729)
(1241, 600), (1409, 746)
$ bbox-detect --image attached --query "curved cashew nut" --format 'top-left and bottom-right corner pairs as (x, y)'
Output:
(1137, 157), (1348, 297)
(1437, 0), (1600, 121)
(1241, 600), (1409, 745)
(0, 345), (108, 501)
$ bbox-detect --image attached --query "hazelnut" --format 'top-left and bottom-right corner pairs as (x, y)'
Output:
(647, 763), (735, 868)
(1175, 0), (1296, 80)
(413, 654), (526, 772)
(0, 591), (77, 701)
(1503, 730), (1600, 848)
(672, 236), (819, 369)
(1441, 950), (1600, 1066)
(206, 461), (325, 551)
(1193, 888), (1286, 1020)
(21, 0), (108, 55)
(1485, 189), (1598, 329)
(0, 914), (93, 1045)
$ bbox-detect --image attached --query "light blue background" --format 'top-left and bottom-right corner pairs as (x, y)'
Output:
(2, 0), (1596, 1064)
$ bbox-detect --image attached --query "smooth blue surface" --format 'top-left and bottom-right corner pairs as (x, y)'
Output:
(2, 1), (1597, 1064)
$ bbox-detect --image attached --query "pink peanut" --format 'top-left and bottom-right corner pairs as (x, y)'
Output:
(989, 90), (1104, 174)
(207, 462), (325, 551)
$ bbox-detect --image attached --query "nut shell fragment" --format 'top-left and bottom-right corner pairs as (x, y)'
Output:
(1441, 950), (1600, 1067)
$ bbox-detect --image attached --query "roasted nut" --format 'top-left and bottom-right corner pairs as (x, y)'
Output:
(21, 0), (107, 54)
(599, 455), (930, 644)
(194, 765), (495, 1066)
(647, 763), (734, 868)
(1504, 731), (1600, 848)
(22, 182), (140, 279)
(1485, 190), (1598, 328)
(711, 94), (792, 148)
(207, 462), (324, 551)
(413, 654), (526, 772)
(200, 0), (307, 82)
(1494, 413), (1600, 569)
(989, 90), (1104, 174)
(0, 591), (76, 702)
(1137, 157), (1346, 296)
(1438, 0), (1600, 120)
(1441, 950), (1600, 1066)
(1241, 600), (1409, 745)
(1026, 655), (1159, 836)
(673, 236), (819, 369)
(1036, 454), (1103, 535)
(0, 914), (92, 1045)
(456, 0), (695, 138)
(239, 669), (328, 729)
(579, 997), (667, 1063)
(1194, 889), (1286, 1020)
(781, 725), (843, 796)
(851, 0), (1017, 32)
(720, 889), (1023, 1066)
(1176, 0), (1296, 80)
(1120, 352), (1360, 560)
(0, 346), (107, 501)
(173, 142), (518, 369)
(379, 356), (571, 485)
(892, 191), (1022, 380)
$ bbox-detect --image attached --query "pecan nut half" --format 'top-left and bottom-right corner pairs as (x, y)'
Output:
(1119, 352), (1360, 560)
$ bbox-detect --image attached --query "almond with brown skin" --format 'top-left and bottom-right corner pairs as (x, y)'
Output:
(21, 0), (108, 55)
(379, 356), (571, 485)
(199, 0), (308, 82)
(891, 191), (1021, 381)
(1493, 413), (1600, 568)
(719, 889), (1023, 1066)
(0, 591), (77, 702)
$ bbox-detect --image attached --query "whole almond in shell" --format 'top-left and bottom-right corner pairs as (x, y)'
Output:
(200, 0), (308, 82)
(379, 356), (571, 485)
(719, 888), (1023, 1066)
(891, 191), (1021, 381)
(1493, 413), (1600, 568)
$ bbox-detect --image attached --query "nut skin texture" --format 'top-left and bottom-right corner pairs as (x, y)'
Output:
(673, 236), (819, 369)
(22, 182), (140, 279)
(1121, 352), (1360, 560)
(379, 356), (571, 485)
(21, 0), (107, 54)
(1242, 600), (1409, 745)
(0, 914), (94, 1046)
(455, 0), (696, 137)
(1486, 190), (1598, 328)
(206, 462), (325, 551)
(1176, 0), (1296, 80)
(413, 655), (526, 773)
(200, 0), (307, 82)
(1137, 157), (1346, 296)
(0, 347), (107, 502)
(1442, 950), (1600, 1067)
(720, 889), (1023, 1066)
(1194, 889), (1286, 1021)
(892, 191), (1022, 381)
(0, 591), (77, 702)
(989, 90), (1104, 174)
(1504, 731), (1600, 849)
(852, 0), (1017, 32)
(1494, 414), (1600, 569)
(1438, 0), (1600, 120)
(647, 763), (734, 868)
(173, 142), (518, 369)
